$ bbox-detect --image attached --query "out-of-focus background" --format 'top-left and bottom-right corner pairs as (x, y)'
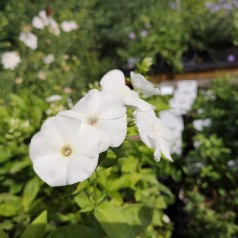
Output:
(1, 0), (238, 237)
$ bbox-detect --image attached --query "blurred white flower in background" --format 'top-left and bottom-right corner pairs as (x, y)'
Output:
(159, 85), (174, 95)
(29, 115), (101, 186)
(169, 80), (197, 115)
(43, 54), (55, 64)
(160, 109), (184, 156)
(1, 52), (21, 70)
(193, 119), (211, 131)
(46, 95), (62, 103)
(19, 32), (38, 50)
(32, 10), (60, 36)
(48, 18), (60, 36)
(38, 70), (46, 80)
(130, 71), (160, 98)
(61, 20), (78, 32)
(32, 17), (45, 29)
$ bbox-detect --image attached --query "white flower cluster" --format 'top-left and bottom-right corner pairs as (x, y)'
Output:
(29, 69), (173, 187)
(1, 9), (79, 70)
(32, 10), (78, 35)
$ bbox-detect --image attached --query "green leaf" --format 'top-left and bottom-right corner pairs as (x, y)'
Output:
(21, 210), (47, 238)
(46, 224), (97, 238)
(9, 158), (30, 174)
(107, 173), (142, 192)
(0, 201), (22, 217)
(94, 202), (152, 238)
(120, 157), (138, 173)
(72, 180), (90, 195)
(0, 146), (11, 163)
(74, 191), (93, 213)
(98, 149), (118, 169)
(0, 229), (9, 238)
(22, 177), (40, 212)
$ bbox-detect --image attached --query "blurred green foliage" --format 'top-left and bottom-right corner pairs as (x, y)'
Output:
(178, 77), (238, 237)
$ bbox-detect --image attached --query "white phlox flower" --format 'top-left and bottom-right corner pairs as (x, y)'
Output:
(100, 69), (154, 112)
(32, 10), (49, 29)
(43, 54), (55, 64)
(1, 52), (21, 70)
(130, 72), (160, 98)
(29, 115), (101, 187)
(59, 89), (127, 152)
(133, 110), (173, 162)
(61, 20), (78, 32)
(19, 32), (38, 50)
(32, 10), (60, 36)
(48, 17), (60, 36)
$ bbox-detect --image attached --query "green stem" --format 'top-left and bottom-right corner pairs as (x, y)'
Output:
(93, 170), (98, 209)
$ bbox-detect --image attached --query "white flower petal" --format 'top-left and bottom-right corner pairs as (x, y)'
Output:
(125, 91), (155, 111)
(133, 110), (156, 129)
(61, 20), (78, 32)
(58, 110), (110, 153)
(98, 103), (126, 120)
(29, 125), (63, 160)
(33, 155), (68, 187)
(158, 138), (173, 161)
(19, 32), (38, 50)
(150, 137), (161, 162)
(134, 110), (173, 162)
(100, 69), (125, 90)
(72, 123), (101, 157)
(1, 52), (21, 70)
(32, 16), (45, 29)
(42, 115), (82, 144)
(58, 110), (85, 122)
(73, 89), (102, 117)
(97, 115), (127, 147)
(67, 155), (98, 184)
(130, 72), (160, 98)
(155, 118), (173, 141)
(100, 90), (124, 104)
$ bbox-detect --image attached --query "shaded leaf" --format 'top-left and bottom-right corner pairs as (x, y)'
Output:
(94, 202), (152, 238)
(21, 210), (47, 238)
(22, 177), (40, 212)
(46, 224), (98, 238)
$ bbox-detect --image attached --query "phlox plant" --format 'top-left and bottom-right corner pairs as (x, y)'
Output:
(14, 69), (175, 238)
(29, 69), (173, 186)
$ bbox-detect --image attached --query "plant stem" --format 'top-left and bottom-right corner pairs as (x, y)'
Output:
(93, 170), (98, 209)
(126, 135), (141, 141)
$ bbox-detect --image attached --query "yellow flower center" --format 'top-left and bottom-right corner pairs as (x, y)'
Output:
(61, 145), (72, 157)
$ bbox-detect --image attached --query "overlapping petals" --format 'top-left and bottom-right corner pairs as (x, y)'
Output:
(100, 69), (154, 112)
(58, 89), (127, 152)
(134, 110), (173, 162)
(29, 115), (101, 186)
